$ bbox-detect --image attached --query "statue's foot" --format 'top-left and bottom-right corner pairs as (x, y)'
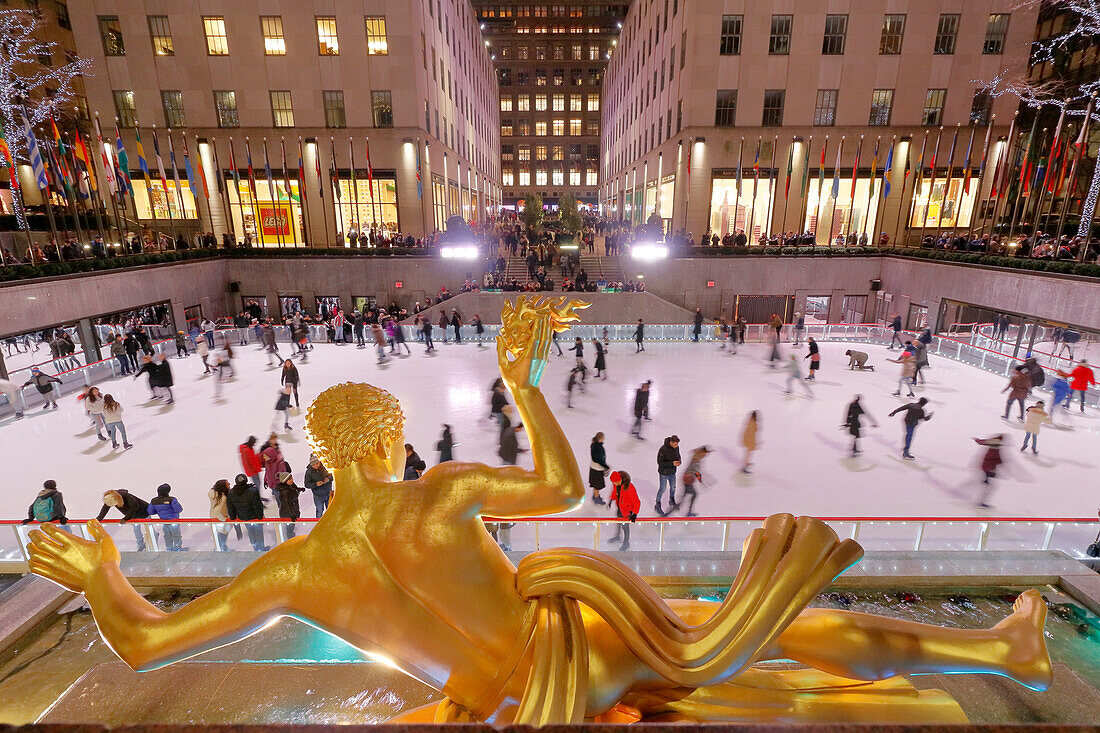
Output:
(993, 589), (1052, 691)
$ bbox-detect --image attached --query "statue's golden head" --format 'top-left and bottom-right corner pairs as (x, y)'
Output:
(306, 382), (405, 470)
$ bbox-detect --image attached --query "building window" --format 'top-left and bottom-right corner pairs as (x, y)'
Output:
(676, 99), (683, 131)
(553, 119), (565, 135)
(501, 96), (513, 112)
(316, 16), (339, 55)
(570, 118), (581, 135)
(502, 121), (513, 136)
(147, 15), (172, 56)
(98, 16), (125, 56)
(714, 89), (736, 127)
(769, 15), (792, 55)
(822, 14), (847, 55)
(587, 94), (599, 112)
(113, 90), (136, 128)
(922, 89), (946, 125)
(535, 120), (547, 135)
(323, 90), (346, 128)
(55, 2), (71, 30)
(517, 94), (530, 111)
(585, 119), (599, 135)
(570, 94), (582, 111)
(161, 90), (185, 128)
(813, 89), (838, 126)
(719, 14), (742, 55)
(261, 16), (285, 55)
(970, 89), (993, 125)
(869, 89), (894, 126)
(213, 90), (238, 128)
(365, 16), (388, 55)
(372, 90), (393, 127)
(200, 16), (228, 55)
(589, 44), (600, 60)
(536, 168), (547, 185)
(762, 89), (784, 126)
(270, 90), (294, 127)
(571, 68), (583, 86)
(934, 14), (959, 55)
(879, 14), (905, 54)
(536, 93), (548, 111)
(983, 13), (1009, 54)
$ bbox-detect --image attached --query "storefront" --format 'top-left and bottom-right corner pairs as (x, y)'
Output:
(226, 177), (305, 246)
(909, 175), (977, 230)
(708, 173), (774, 240)
(335, 171), (399, 236)
(803, 178), (881, 242)
(432, 175), (447, 232)
(132, 179), (199, 221)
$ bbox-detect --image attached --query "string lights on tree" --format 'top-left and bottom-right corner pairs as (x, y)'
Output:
(0, 8), (92, 226)
(977, 1), (1100, 237)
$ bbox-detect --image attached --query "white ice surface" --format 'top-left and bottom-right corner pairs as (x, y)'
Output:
(3, 337), (1097, 522)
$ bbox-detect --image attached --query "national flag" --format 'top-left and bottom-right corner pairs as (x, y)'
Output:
(193, 137), (210, 199)
(972, 114), (995, 197)
(262, 139), (277, 209)
(734, 138), (743, 198)
(882, 144), (894, 199)
(73, 127), (97, 193)
(151, 128), (169, 195)
(800, 136), (812, 204)
(817, 137), (828, 191)
(134, 126), (150, 180)
(849, 136), (863, 199)
(1044, 106), (1067, 194)
(114, 124), (133, 195)
(365, 138), (375, 203)
(245, 138), (259, 205)
(168, 132), (185, 212)
(44, 142), (69, 199)
(329, 138), (341, 201)
(1061, 98), (1094, 203)
(960, 127), (975, 195)
(280, 138), (296, 202)
(0, 127), (18, 197)
(48, 116), (73, 187)
(783, 141), (793, 197)
(296, 138), (307, 204)
(227, 137), (242, 196)
(183, 141), (197, 198)
(21, 114), (49, 191)
(93, 116), (117, 196)
(414, 140), (422, 200)
(314, 139), (325, 201)
(830, 138), (843, 200)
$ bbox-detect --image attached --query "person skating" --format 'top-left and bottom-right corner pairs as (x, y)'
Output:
(792, 312), (805, 345)
(274, 472), (304, 538)
(23, 367), (61, 410)
(551, 330), (564, 356)
(843, 396), (878, 456)
(353, 311), (366, 347)
(845, 349), (874, 371)
(1050, 371), (1072, 423)
(153, 354), (175, 404)
(592, 339), (607, 379)
(436, 425), (456, 463)
(633, 319), (645, 352)
(280, 359), (301, 408)
(101, 394), (133, 450)
(566, 367), (582, 408)
(497, 408), (526, 465)
(889, 397), (933, 460)
(1001, 366), (1032, 421)
(273, 384), (294, 431)
(228, 474), (268, 551)
(174, 331), (189, 358)
(96, 489), (151, 551)
(490, 378), (509, 427)
(83, 386), (109, 441)
(804, 338), (820, 380)
(372, 323), (388, 363)
(0, 378), (26, 419)
(888, 349), (917, 398)
(887, 314), (904, 349)
(421, 315), (435, 352)
(607, 470), (640, 551)
(569, 337), (585, 372)
(768, 313), (783, 342)
(473, 315), (485, 347)
(655, 435), (681, 515)
(766, 330), (782, 369)
(680, 446), (711, 517)
(588, 432), (609, 505)
(195, 336), (213, 374)
(1021, 401), (1051, 455)
(735, 316), (747, 345)
(304, 454), (334, 517)
(740, 411), (759, 474)
(974, 435), (1007, 508)
(692, 309), (704, 342)
(1069, 360), (1095, 412)
(912, 340), (929, 384)
(450, 309), (463, 343)
(403, 444), (427, 480)
(784, 355), (813, 396)
(630, 381), (650, 439)
(147, 484), (185, 551)
(22, 480), (67, 524)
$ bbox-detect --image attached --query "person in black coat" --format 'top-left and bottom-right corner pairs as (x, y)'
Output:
(274, 471), (304, 537)
(692, 309), (704, 342)
(633, 319), (645, 352)
(630, 381), (651, 439)
(592, 339), (607, 379)
(22, 480), (67, 524)
(843, 395), (878, 456)
(655, 435), (682, 515)
(589, 433), (608, 505)
(437, 424), (455, 462)
(228, 474), (268, 551)
(403, 444), (427, 480)
(96, 489), (151, 551)
(498, 410), (525, 465)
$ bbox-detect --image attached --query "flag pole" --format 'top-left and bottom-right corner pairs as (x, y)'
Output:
(46, 132), (85, 249)
(827, 136), (844, 246)
(243, 136), (262, 245)
(294, 137), (312, 248)
(891, 135), (909, 247)
(134, 122), (165, 249)
(780, 135), (794, 235)
(933, 124), (960, 233)
(862, 136), (880, 241)
(194, 135), (217, 243)
(24, 109), (62, 249)
(796, 135), (812, 240)
(70, 127), (108, 243)
(210, 137), (235, 244)
(349, 136), (362, 244)
(92, 112), (125, 248)
(747, 136), (761, 243)
(62, 133), (97, 246)
(1031, 110), (1064, 240)
(844, 134), (862, 239)
(1059, 95), (1095, 240)
(1038, 101), (1071, 237)
(261, 138), (283, 248)
(152, 125), (175, 237)
(986, 114), (1019, 241)
(331, 137), (344, 245)
(968, 114), (996, 240)
(1008, 116), (1041, 241)
(733, 137), (743, 238)
(309, 137), (331, 247)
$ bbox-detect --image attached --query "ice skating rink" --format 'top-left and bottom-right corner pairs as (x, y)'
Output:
(2, 337), (1097, 522)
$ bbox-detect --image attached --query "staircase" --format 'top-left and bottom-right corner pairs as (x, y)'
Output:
(501, 251), (624, 284)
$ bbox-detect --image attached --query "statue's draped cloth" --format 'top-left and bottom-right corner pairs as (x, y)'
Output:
(435, 514), (966, 724)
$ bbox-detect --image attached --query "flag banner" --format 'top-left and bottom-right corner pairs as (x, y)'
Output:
(314, 139), (325, 200)
(114, 124), (133, 195)
(784, 141), (793, 197)
(329, 138), (341, 201)
(960, 128), (975, 194)
(882, 144), (894, 199)
(365, 138), (375, 202)
(21, 114), (48, 191)
(94, 116), (117, 196)
(48, 116), (73, 187)
(134, 127), (150, 178)
(73, 127), (97, 193)
(296, 138), (307, 204)
(849, 136), (863, 198)
(228, 138), (242, 190)
(830, 138), (843, 200)
(414, 140), (423, 200)
(194, 138), (210, 199)
(152, 128), (170, 195)
(1044, 107), (1067, 194)
(168, 133), (185, 212)
(183, 142), (197, 197)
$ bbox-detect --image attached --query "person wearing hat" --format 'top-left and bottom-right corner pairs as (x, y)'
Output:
(147, 484), (185, 551)
(974, 435), (1007, 508)
(1022, 401), (1051, 455)
(22, 367), (61, 410)
(174, 330), (189, 358)
(680, 446), (711, 517)
(96, 489), (151, 551)
(274, 471), (304, 537)
(607, 470), (640, 551)
(228, 474), (268, 551)
(304, 454), (334, 517)
(655, 435), (681, 516)
(22, 480), (66, 524)
(450, 309), (463, 343)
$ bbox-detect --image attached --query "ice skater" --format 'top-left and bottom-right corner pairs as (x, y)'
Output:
(280, 359), (301, 408)
(974, 435), (1007, 508)
(195, 335), (213, 373)
(273, 384), (294, 432)
(23, 367), (61, 410)
(842, 395), (877, 456)
(740, 411), (759, 474)
(633, 319), (645, 352)
(566, 367), (582, 408)
(436, 425), (456, 463)
(887, 314), (904, 349)
(569, 337), (586, 374)
(372, 323), (388, 363)
(888, 397), (932, 460)
(101, 394), (133, 450)
(1001, 365), (1032, 421)
(783, 355), (813, 396)
(804, 337), (820, 380)
(552, 329), (564, 356)
(654, 435), (681, 516)
(1050, 370), (1072, 422)
(174, 331), (189, 358)
(473, 315), (485, 348)
(845, 349), (874, 371)
(588, 432), (609, 505)
(792, 312), (805, 345)
(0, 378), (26, 419)
(889, 349), (917, 398)
(490, 378), (509, 427)
(592, 339), (607, 379)
(692, 309), (704, 342)
(679, 445), (711, 516)
(1021, 401), (1050, 454)
(630, 381), (650, 439)
(766, 331), (782, 368)
(607, 470), (639, 551)
(1069, 360), (1095, 412)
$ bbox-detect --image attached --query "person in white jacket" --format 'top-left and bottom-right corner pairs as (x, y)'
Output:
(0, 378), (26, 419)
(1021, 401), (1051, 455)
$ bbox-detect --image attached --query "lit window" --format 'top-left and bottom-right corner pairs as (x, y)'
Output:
(570, 94), (582, 111)
(501, 96), (513, 112)
(365, 16), (388, 55)
(372, 90), (393, 127)
(570, 118), (581, 135)
(869, 89), (893, 126)
(536, 93), (547, 111)
(261, 16), (285, 56)
(553, 168), (564, 185)
(213, 90), (238, 128)
(587, 94), (599, 112)
(536, 168), (547, 185)
(323, 90), (346, 128)
(552, 93), (564, 111)
(553, 119), (565, 135)
(113, 89), (136, 128)
(147, 15), (173, 56)
(517, 95), (530, 111)
(203, 16), (228, 56)
(983, 14), (1009, 54)
(317, 16), (339, 55)
(503, 170), (514, 186)
(934, 14), (959, 55)
(99, 16), (125, 56)
(270, 90), (294, 128)
(161, 90), (185, 127)
(813, 89), (838, 126)
(535, 120), (547, 135)
(922, 89), (946, 125)
(880, 14), (905, 54)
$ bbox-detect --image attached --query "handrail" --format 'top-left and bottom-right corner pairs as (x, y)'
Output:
(5, 515), (1095, 525)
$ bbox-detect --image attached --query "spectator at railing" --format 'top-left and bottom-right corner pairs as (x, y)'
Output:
(21, 480), (67, 525)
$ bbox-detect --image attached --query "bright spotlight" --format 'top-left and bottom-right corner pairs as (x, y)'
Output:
(630, 244), (668, 261)
(440, 245), (479, 259)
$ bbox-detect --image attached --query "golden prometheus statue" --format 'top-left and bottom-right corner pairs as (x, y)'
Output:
(28, 295), (1050, 724)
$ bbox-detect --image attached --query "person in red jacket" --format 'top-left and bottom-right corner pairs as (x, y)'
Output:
(607, 470), (640, 551)
(1069, 360), (1095, 412)
(239, 436), (263, 490)
(974, 435), (1006, 509)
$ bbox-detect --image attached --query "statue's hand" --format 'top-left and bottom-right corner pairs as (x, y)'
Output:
(28, 520), (121, 594)
(497, 309), (551, 391)
(499, 296), (590, 390)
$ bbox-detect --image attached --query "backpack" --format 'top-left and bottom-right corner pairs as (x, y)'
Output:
(32, 494), (55, 522)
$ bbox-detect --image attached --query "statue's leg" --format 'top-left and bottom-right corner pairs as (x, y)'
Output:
(762, 590), (1051, 690)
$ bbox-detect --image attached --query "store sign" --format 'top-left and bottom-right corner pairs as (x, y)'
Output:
(259, 205), (291, 236)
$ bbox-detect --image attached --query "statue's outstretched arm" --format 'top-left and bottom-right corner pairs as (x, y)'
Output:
(29, 520), (299, 671)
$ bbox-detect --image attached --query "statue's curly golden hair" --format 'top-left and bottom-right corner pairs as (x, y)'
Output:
(306, 382), (404, 469)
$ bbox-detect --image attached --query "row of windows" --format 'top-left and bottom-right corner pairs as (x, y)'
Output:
(708, 87), (993, 128)
(498, 67), (604, 86)
(99, 14), (389, 58)
(501, 168), (599, 187)
(716, 12), (1010, 57)
(508, 24), (614, 34)
(501, 118), (597, 136)
(497, 42), (606, 60)
(500, 93), (600, 111)
(113, 88), (393, 130)
(504, 144), (599, 160)
(477, 5), (627, 19)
